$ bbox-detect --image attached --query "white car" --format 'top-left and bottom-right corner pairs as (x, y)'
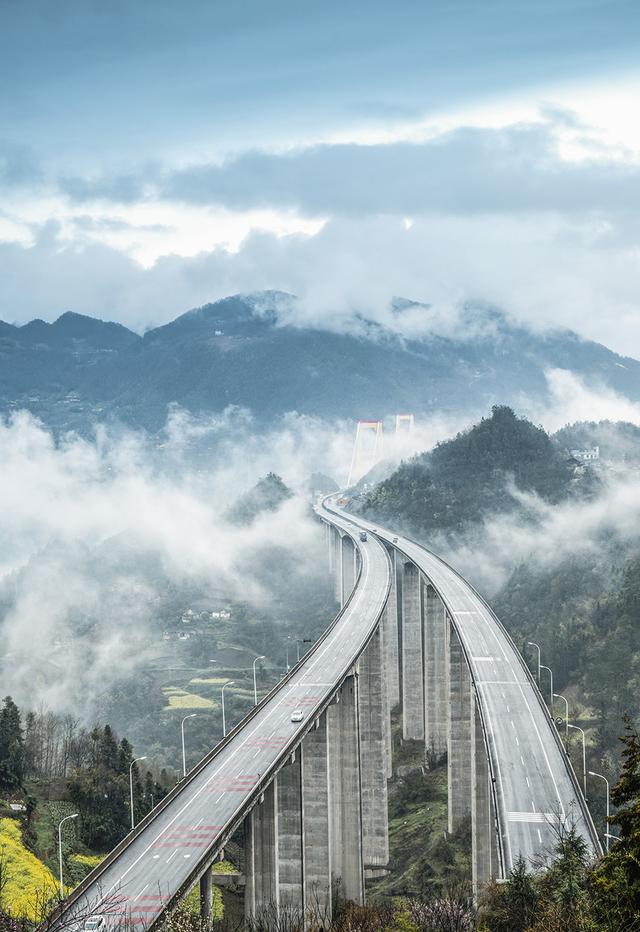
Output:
(290, 709), (304, 723)
(84, 918), (106, 932)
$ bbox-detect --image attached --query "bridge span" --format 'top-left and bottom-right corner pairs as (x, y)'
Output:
(322, 496), (601, 888)
(47, 496), (599, 930)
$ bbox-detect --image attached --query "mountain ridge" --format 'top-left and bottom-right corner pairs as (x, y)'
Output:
(1, 293), (640, 435)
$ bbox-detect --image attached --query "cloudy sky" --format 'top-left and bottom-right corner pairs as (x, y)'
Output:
(3, 0), (640, 353)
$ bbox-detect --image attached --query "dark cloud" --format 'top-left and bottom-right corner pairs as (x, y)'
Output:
(0, 140), (43, 188)
(57, 118), (640, 217)
(3, 211), (640, 359)
(165, 121), (640, 216)
(3, 0), (639, 171)
(59, 169), (152, 205)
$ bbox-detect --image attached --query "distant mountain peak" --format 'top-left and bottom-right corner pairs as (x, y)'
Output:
(240, 290), (296, 312)
(2, 290), (640, 437)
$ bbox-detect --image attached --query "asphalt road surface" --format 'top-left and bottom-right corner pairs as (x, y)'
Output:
(54, 514), (389, 930)
(324, 497), (601, 869)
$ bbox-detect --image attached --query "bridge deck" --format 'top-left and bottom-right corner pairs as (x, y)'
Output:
(327, 499), (601, 869)
(51, 517), (389, 929)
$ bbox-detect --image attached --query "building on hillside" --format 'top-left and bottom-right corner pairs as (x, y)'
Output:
(570, 446), (600, 462)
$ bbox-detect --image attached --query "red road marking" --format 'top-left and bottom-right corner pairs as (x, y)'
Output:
(282, 696), (320, 707)
(206, 774), (259, 792)
(243, 735), (288, 748)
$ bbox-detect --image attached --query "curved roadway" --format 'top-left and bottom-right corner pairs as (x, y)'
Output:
(51, 517), (389, 930)
(322, 496), (601, 871)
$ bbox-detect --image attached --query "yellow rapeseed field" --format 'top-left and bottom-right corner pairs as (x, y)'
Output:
(70, 852), (104, 870)
(0, 818), (59, 920)
(162, 686), (214, 709)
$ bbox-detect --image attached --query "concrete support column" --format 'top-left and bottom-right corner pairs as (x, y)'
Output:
(200, 868), (213, 920)
(448, 622), (473, 833)
(245, 781), (278, 918)
(471, 703), (494, 892)
(327, 677), (364, 905)
(332, 528), (342, 603)
(341, 535), (356, 606)
(358, 628), (389, 867)
(244, 812), (255, 919)
(401, 562), (424, 741)
(424, 583), (448, 760)
(379, 604), (393, 778)
(301, 713), (332, 918)
(277, 754), (304, 909)
(383, 548), (400, 709)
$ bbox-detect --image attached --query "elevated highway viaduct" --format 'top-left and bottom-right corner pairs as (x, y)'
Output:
(46, 497), (600, 930)
(322, 496), (600, 889)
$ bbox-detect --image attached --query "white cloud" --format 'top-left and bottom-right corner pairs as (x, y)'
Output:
(532, 369), (640, 432)
(0, 409), (352, 716)
(4, 210), (640, 359)
(443, 470), (640, 597)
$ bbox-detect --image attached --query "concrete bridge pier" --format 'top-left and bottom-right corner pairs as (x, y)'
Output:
(199, 868), (213, 919)
(328, 677), (365, 906)
(379, 607), (394, 778)
(340, 535), (357, 607)
(447, 622), (473, 833)
(382, 547), (400, 711)
(276, 754), (304, 908)
(301, 712), (332, 919)
(471, 704), (495, 892)
(358, 627), (390, 868)
(424, 584), (448, 761)
(327, 522), (335, 573)
(401, 561), (425, 741)
(244, 782), (279, 920)
(333, 529), (343, 603)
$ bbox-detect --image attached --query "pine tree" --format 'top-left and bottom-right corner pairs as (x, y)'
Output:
(68, 724), (131, 849)
(0, 697), (24, 790)
(591, 716), (640, 925)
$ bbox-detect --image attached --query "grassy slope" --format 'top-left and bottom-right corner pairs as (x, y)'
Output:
(369, 719), (471, 901)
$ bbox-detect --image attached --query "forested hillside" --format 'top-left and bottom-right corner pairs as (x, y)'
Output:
(494, 553), (640, 749)
(359, 405), (596, 537)
(227, 472), (293, 525)
(3, 295), (640, 435)
(554, 419), (640, 464)
(359, 407), (640, 786)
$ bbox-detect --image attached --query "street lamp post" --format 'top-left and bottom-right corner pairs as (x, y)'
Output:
(553, 693), (569, 739)
(253, 656), (265, 706)
(527, 641), (541, 682)
(567, 724), (587, 797)
(295, 638), (313, 661)
(181, 713), (197, 777)
(589, 770), (611, 852)
(129, 755), (147, 830)
(540, 664), (553, 706)
(221, 681), (235, 737)
(58, 812), (78, 897)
